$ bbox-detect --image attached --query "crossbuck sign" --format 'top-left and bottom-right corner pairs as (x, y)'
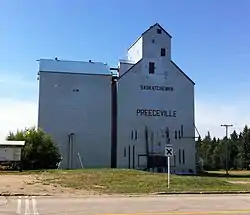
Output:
(165, 146), (173, 157)
(164, 145), (173, 189)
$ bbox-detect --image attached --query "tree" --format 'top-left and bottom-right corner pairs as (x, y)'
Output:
(210, 137), (222, 170)
(196, 125), (250, 171)
(7, 127), (61, 170)
(229, 130), (239, 169)
(201, 132), (214, 170)
(242, 126), (250, 169)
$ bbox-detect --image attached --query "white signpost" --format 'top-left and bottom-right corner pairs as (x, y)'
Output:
(165, 145), (173, 188)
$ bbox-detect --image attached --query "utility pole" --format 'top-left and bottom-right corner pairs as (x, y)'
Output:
(221, 124), (233, 175)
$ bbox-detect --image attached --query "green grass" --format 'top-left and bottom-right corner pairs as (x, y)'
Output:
(2, 169), (250, 194)
(36, 169), (250, 194)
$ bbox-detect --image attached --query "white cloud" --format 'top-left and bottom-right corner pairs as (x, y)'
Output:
(0, 72), (248, 141)
(195, 99), (250, 138)
(0, 97), (247, 142)
(0, 72), (38, 141)
(0, 98), (37, 141)
(0, 73), (37, 89)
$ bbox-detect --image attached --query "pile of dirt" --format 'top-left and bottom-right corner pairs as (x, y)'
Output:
(0, 174), (92, 196)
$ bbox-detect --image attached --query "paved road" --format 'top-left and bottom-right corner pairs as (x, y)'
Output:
(1, 194), (250, 215)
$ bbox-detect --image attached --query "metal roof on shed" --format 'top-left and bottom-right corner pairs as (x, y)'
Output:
(39, 59), (113, 75)
(0, 141), (25, 146)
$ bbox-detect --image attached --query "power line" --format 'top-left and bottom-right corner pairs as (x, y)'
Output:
(221, 124), (233, 175)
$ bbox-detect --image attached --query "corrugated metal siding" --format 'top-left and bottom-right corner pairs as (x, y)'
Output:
(127, 37), (143, 63)
(38, 72), (112, 169)
(117, 24), (196, 172)
(117, 60), (195, 172)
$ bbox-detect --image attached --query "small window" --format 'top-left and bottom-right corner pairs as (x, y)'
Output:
(166, 127), (169, 138)
(131, 130), (138, 140)
(124, 147), (126, 157)
(178, 130), (181, 139)
(174, 154), (176, 166)
(181, 125), (184, 137)
(175, 130), (177, 139)
(157, 28), (162, 34)
(152, 39), (155, 43)
(149, 62), (155, 74)
(161, 48), (166, 56)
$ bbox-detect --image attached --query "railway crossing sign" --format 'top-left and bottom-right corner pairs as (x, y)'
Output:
(164, 145), (173, 189)
(165, 146), (173, 157)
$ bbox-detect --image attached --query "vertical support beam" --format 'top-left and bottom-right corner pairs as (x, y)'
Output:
(132, 145), (135, 169)
(145, 126), (149, 170)
(111, 77), (118, 168)
(71, 133), (74, 169)
(68, 133), (75, 169)
(68, 134), (71, 169)
(128, 145), (131, 169)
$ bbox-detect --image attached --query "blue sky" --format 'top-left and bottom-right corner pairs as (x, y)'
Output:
(0, 0), (250, 139)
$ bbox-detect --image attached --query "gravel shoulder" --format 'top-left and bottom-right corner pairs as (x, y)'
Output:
(0, 174), (93, 196)
(1, 169), (250, 196)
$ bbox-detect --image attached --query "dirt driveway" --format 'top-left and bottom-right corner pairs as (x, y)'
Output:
(0, 174), (91, 196)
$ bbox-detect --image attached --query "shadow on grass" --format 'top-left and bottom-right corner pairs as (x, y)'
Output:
(197, 171), (250, 178)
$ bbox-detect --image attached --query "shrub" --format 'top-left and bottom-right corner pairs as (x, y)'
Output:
(7, 127), (61, 170)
